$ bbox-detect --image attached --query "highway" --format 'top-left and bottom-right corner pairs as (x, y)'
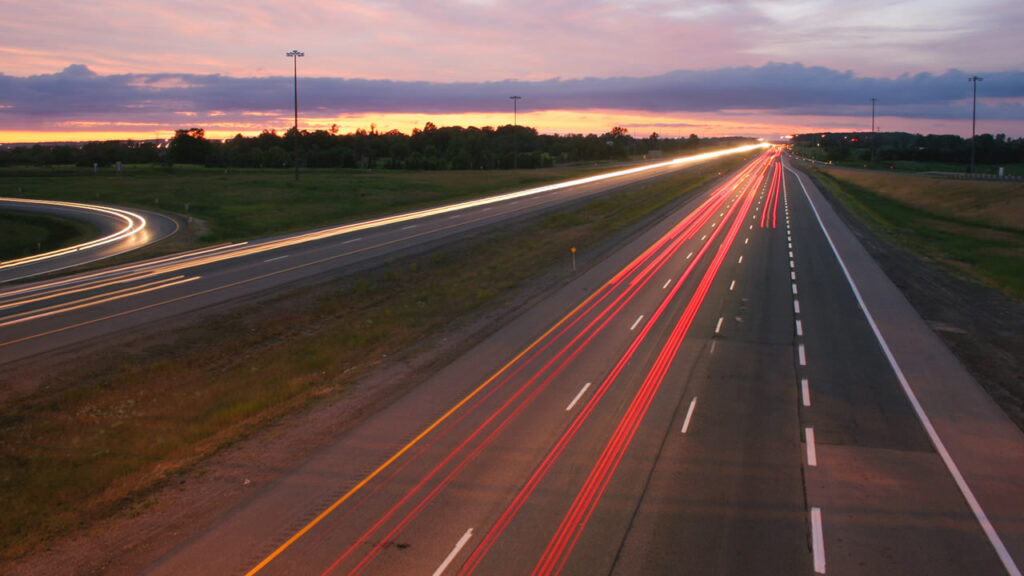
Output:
(4, 148), (1023, 575)
(0, 197), (179, 283)
(0, 146), (760, 370)
(131, 149), (1023, 575)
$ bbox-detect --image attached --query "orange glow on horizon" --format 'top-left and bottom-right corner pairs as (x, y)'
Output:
(1, 109), (866, 145)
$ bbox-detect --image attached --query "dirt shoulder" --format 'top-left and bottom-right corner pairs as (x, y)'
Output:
(805, 168), (1024, 432)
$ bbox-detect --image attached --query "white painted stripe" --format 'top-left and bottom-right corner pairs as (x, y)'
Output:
(663, 278), (672, 289)
(710, 340), (717, 354)
(749, 224), (754, 230)
(715, 317), (724, 334)
(798, 344), (807, 366)
(630, 315), (645, 331)
(401, 224), (417, 230)
(342, 237), (363, 245)
(738, 255), (743, 264)
(701, 234), (707, 241)
(791, 164), (1023, 576)
(687, 252), (693, 259)
(433, 528), (474, 576)
(264, 255), (289, 263)
(566, 382), (592, 411)
(792, 283), (799, 295)
(789, 250), (794, 258)
(788, 242), (793, 249)
(791, 271), (797, 280)
(681, 397), (698, 433)
(794, 300), (801, 314)
(802, 378), (811, 406)
(790, 259), (795, 268)
(811, 508), (826, 573)
(806, 427), (818, 466)
(796, 319), (803, 336)
(744, 237), (749, 244)
(729, 280), (736, 291)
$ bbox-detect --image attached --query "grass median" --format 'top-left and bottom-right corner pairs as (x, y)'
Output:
(0, 154), (748, 562)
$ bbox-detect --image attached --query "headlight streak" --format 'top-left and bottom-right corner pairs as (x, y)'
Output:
(0, 276), (198, 328)
(0, 198), (147, 270)
(257, 153), (773, 576)
(1, 145), (767, 346)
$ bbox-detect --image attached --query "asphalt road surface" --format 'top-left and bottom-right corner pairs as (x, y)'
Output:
(4, 148), (1022, 575)
(0, 197), (179, 283)
(131, 149), (1022, 576)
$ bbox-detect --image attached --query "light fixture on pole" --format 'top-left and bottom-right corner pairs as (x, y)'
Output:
(509, 95), (522, 169)
(968, 75), (983, 174)
(286, 50), (305, 181)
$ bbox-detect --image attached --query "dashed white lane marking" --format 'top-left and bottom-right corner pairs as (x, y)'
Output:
(729, 280), (736, 291)
(402, 224), (417, 230)
(802, 378), (811, 406)
(566, 382), (592, 411)
(792, 283), (799, 295)
(687, 252), (693, 259)
(264, 255), (289, 263)
(433, 528), (474, 576)
(715, 317), (724, 334)
(789, 250), (794, 258)
(798, 343), (807, 366)
(794, 300), (801, 314)
(738, 255), (744, 264)
(796, 319), (803, 336)
(791, 271), (797, 280)
(663, 278), (672, 289)
(342, 237), (363, 245)
(811, 508), (825, 573)
(681, 397), (698, 434)
(701, 234), (707, 241)
(790, 260), (796, 269)
(630, 315), (645, 331)
(745, 237), (749, 244)
(806, 427), (818, 466)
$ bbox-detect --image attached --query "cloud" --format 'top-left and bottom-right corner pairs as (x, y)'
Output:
(1, 62), (1022, 135)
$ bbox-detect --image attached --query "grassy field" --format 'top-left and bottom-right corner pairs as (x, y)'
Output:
(1, 164), (621, 245)
(811, 166), (1024, 298)
(0, 211), (98, 261)
(0, 154), (750, 561)
(792, 146), (1024, 176)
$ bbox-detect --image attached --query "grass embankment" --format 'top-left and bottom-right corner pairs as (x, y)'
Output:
(792, 146), (1024, 176)
(0, 211), (98, 261)
(0, 154), (748, 561)
(812, 167), (1024, 298)
(1, 164), (617, 246)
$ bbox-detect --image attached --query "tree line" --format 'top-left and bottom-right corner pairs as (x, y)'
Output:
(0, 124), (752, 170)
(792, 131), (1024, 166)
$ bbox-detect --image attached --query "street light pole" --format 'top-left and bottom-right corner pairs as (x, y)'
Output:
(870, 97), (877, 162)
(509, 95), (521, 169)
(969, 75), (983, 174)
(287, 50), (304, 181)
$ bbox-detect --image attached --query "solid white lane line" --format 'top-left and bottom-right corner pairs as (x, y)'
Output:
(264, 255), (289, 263)
(792, 164), (1023, 576)
(802, 378), (811, 406)
(566, 382), (592, 411)
(806, 427), (818, 466)
(811, 508), (826, 574)
(798, 343), (807, 366)
(796, 319), (803, 336)
(794, 299), (801, 314)
(715, 317), (724, 334)
(792, 283), (799, 295)
(681, 397), (698, 433)
(729, 280), (736, 291)
(738, 255), (743, 264)
(663, 278), (672, 289)
(433, 528), (474, 576)
(630, 315), (645, 331)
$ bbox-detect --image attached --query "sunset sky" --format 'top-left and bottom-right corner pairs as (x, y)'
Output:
(2, 0), (1023, 144)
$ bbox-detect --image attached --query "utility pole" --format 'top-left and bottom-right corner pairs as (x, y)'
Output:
(969, 75), (983, 174)
(509, 95), (522, 169)
(870, 97), (877, 163)
(287, 50), (304, 181)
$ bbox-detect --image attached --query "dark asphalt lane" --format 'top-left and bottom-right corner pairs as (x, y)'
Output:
(0, 198), (179, 283)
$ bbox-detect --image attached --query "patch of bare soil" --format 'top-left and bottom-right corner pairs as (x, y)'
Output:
(814, 174), (1024, 431)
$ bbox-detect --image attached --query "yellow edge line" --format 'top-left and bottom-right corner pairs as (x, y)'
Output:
(244, 282), (606, 575)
